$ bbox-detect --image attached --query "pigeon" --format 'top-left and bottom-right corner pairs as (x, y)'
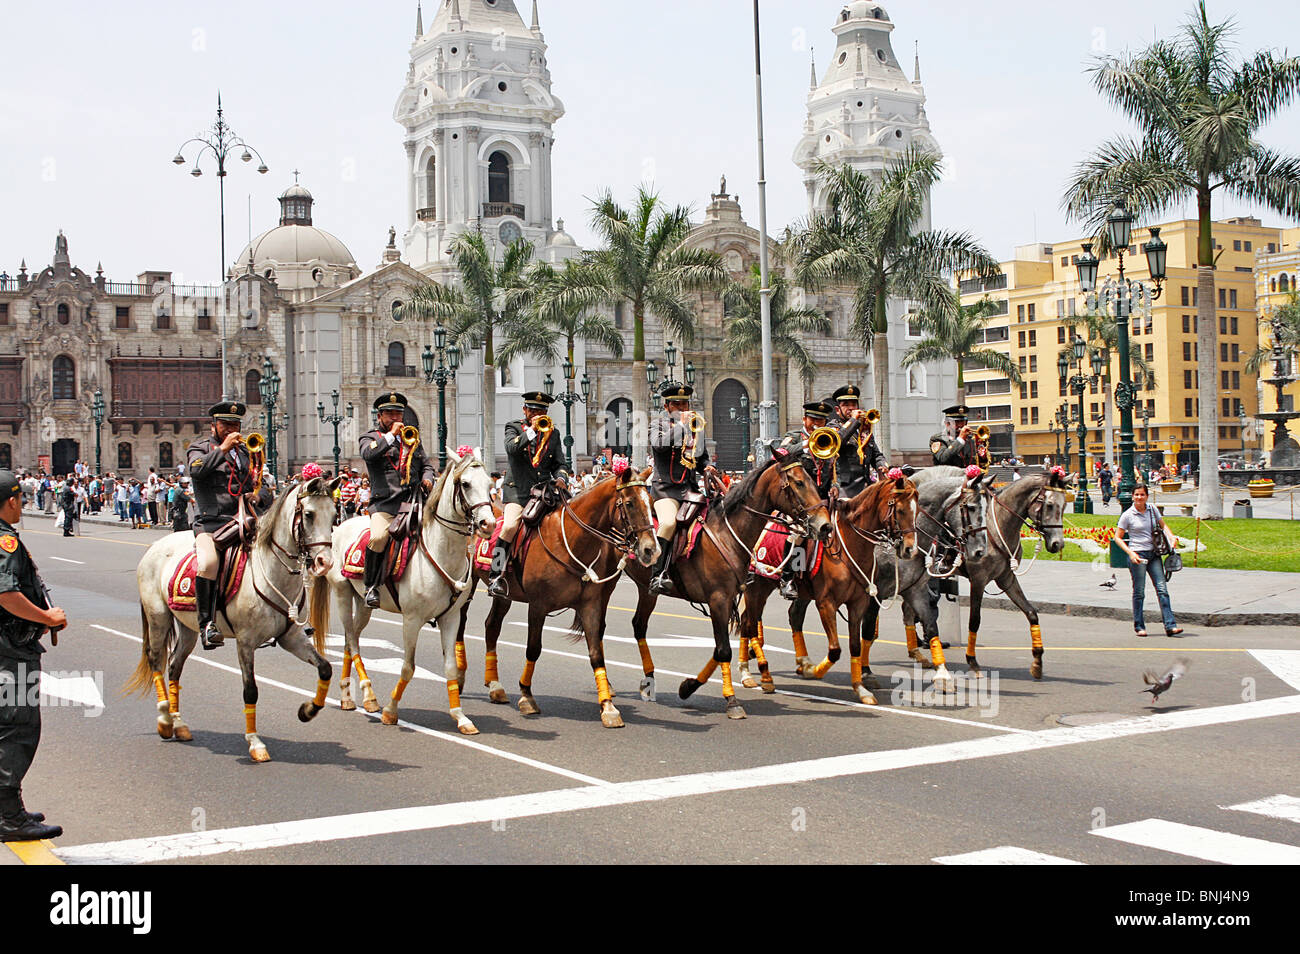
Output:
(1141, 659), (1189, 701)
(1099, 574), (1117, 589)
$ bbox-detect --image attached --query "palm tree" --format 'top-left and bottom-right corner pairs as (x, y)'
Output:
(790, 149), (1001, 458)
(1064, 0), (1300, 517)
(397, 230), (538, 464)
(722, 264), (831, 398)
(499, 258), (623, 370)
(588, 185), (729, 460)
(901, 295), (1022, 405)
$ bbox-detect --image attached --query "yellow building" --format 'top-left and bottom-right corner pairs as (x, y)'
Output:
(958, 215), (1282, 471)
(1253, 227), (1300, 464)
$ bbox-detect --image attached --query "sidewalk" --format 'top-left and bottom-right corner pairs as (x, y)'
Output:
(21, 505), (177, 530)
(966, 558), (1300, 627)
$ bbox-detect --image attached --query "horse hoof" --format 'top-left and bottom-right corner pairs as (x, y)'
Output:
(761, 679), (776, 694)
(909, 650), (935, 670)
(488, 685), (509, 705)
(794, 656), (812, 677)
(801, 667), (825, 681)
(933, 673), (956, 694)
(1031, 660), (1043, 680)
(174, 723), (193, 742)
(639, 676), (656, 702)
(298, 702), (319, 723)
(156, 719), (173, 740)
(855, 686), (879, 706)
(380, 707), (399, 725)
(600, 704), (625, 729)
(517, 695), (540, 716)
(249, 746), (271, 763)
(725, 701), (747, 720)
(740, 666), (758, 689)
(458, 721), (479, 736)
(363, 698), (382, 714)
(678, 677), (702, 700)
(340, 697), (356, 711)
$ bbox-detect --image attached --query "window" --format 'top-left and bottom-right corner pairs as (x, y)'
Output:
(1018, 331), (1026, 348)
(1283, 274), (1292, 293)
(1219, 288), (1226, 308)
(53, 355), (75, 400)
(158, 442), (173, 470)
(387, 342), (407, 375)
(57, 303), (70, 325)
(1028, 330), (1037, 347)
(1020, 407), (1029, 425)
(1222, 398), (1231, 417)
(118, 443), (132, 470)
(1018, 356), (1027, 373)
(1030, 381), (1039, 398)
(1220, 316), (1227, 335)
(982, 326), (1009, 343)
(986, 379), (1012, 395)
(1181, 287), (1189, 306)
(1031, 407), (1039, 424)
(487, 151), (511, 204)
(1232, 343), (1239, 362)
(1057, 327), (1066, 344)
(1020, 383), (1028, 400)
(1068, 299), (1076, 317)
(1232, 370), (1240, 389)
(197, 307), (211, 331)
(1182, 315), (1189, 333)
(116, 306), (130, 329)
(1017, 305), (1025, 323)
(1144, 343), (1153, 362)
(0, 303), (7, 325)
(1220, 343), (1229, 362)
(1090, 377), (1098, 394)
(1185, 398), (1194, 417)
(906, 365), (926, 397)
(1221, 370), (1230, 390)
(1061, 257), (1068, 267)
(1183, 342), (1192, 361)
(1027, 304), (1035, 322)
(1056, 299), (1065, 317)
(1184, 370), (1193, 390)
(424, 155), (436, 212)
(1029, 355), (1038, 372)
(1231, 316), (1238, 335)
(1230, 289), (1238, 309)
(614, 301), (624, 330)
(246, 369), (262, 405)
(1233, 240), (1241, 251)
(1059, 380), (1067, 397)
(155, 306), (171, 330)
(1144, 314), (1152, 334)
(1193, 287), (1199, 306)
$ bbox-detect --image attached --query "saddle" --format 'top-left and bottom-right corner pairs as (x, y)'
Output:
(341, 530), (416, 605)
(472, 511), (537, 574)
(752, 517), (823, 580)
(669, 490), (709, 564)
(167, 548), (249, 614)
(522, 481), (566, 528)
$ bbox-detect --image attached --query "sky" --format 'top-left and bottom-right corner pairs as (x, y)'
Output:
(2, 0), (1298, 286)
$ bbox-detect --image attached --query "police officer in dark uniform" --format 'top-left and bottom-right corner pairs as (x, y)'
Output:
(360, 392), (436, 608)
(186, 402), (274, 650)
(830, 384), (888, 497)
(775, 401), (838, 599)
(930, 404), (980, 468)
(647, 381), (717, 593)
(488, 391), (569, 597)
(0, 469), (67, 842)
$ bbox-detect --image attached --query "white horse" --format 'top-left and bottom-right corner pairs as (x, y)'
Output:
(320, 447), (496, 734)
(127, 476), (341, 762)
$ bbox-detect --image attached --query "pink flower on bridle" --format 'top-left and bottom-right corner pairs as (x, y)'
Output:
(887, 467), (904, 481)
(302, 463), (323, 481)
(611, 455), (630, 476)
(456, 444), (474, 458)
(965, 464), (983, 481)
(1050, 465), (1067, 480)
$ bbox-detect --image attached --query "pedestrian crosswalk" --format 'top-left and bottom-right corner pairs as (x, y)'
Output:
(935, 794), (1300, 865)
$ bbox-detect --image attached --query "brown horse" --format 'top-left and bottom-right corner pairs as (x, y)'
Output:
(736, 474), (919, 704)
(623, 452), (832, 720)
(450, 463), (660, 727)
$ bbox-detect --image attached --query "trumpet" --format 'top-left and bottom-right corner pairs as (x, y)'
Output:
(808, 425), (842, 460)
(400, 424), (420, 447)
(243, 432), (265, 456)
(533, 415), (554, 436)
(682, 412), (705, 469)
(974, 425), (991, 473)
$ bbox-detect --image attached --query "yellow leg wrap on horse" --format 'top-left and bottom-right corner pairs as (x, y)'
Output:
(697, 659), (718, 684)
(391, 678), (410, 703)
(967, 631), (978, 657)
(520, 659), (536, 688)
(721, 662), (734, 697)
(757, 620), (765, 647)
(862, 638), (873, 667)
(152, 673), (167, 704)
(905, 624), (918, 652)
(1030, 624), (1043, 650)
(930, 637), (946, 667)
(751, 638), (768, 667)
(851, 657), (862, 685)
(594, 667), (612, 704)
(484, 651), (500, 685)
(312, 679), (329, 707)
(352, 656), (370, 684)
(167, 681), (180, 715)
(244, 704), (257, 735)
(340, 652), (353, 681)
(637, 639), (655, 675)
(792, 631), (809, 658)
(455, 640), (467, 671)
(447, 681), (460, 709)
(738, 637), (750, 664)
(812, 657), (833, 679)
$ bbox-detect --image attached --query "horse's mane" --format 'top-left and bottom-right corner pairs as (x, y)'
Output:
(423, 455), (462, 517)
(720, 457), (779, 517)
(255, 480), (298, 547)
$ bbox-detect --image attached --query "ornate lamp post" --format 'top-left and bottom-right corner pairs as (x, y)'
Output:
(92, 389), (105, 476)
(258, 357), (282, 479)
(1048, 419), (1060, 461)
(664, 340), (677, 383)
(1136, 403), (1153, 472)
(317, 388), (353, 476)
(172, 94), (269, 400)
(728, 391), (753, 472)
(1057, 404), (1073, 471)
(1058, 332), (1102, 514)
(646, 359), (661, 415)
(550, 357), (589, 472)
(1238, 405), (1249, 464)
(421, 323), (461, 470)
(1075, 201), (1167, 511)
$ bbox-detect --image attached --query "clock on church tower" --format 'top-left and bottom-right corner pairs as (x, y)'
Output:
(499, 221), (522, 246)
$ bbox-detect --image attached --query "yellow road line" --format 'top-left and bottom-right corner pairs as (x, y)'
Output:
(23, 528), (152, 548)
(4, 840), (65, 865)
(607, 605), (1245, 653)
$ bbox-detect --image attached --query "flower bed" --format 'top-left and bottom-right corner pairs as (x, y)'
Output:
(1021, 524), (1204, 555)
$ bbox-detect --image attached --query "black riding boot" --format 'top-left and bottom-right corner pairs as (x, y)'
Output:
(779, 565), (800, 600)
(196, 577), (223, 650)
(487, 543), (510, 598)
(649, 544), (673, 594)
(363, 548), (384, 608)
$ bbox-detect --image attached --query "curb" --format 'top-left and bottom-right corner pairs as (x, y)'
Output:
(964, 593), (1298, 628)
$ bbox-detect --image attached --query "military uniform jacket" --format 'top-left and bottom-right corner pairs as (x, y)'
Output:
(0, 521), (49, 665)
(186, 438), (273, 535)
(834, 414), (887, 495)
(779, 428), (837, 500)
(930, 432), (979, 468)
(649, 414), (710, 502)
(503, 419), (567, 506)
(360, 428), (437, 516)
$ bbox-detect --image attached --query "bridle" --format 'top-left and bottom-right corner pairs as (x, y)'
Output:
(837, 483), (915, 553)
(552, 475), (657, 584)
(267, 483), (334, 568)
(432, 461), (495, 537)
(739, 459), (824, 538)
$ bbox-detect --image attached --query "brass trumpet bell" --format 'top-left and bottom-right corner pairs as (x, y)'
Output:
(400, 425), (420, 446)
(534, 415), (554, 435)
(808, 426), (842, 460)
(244, 432), (265, 455)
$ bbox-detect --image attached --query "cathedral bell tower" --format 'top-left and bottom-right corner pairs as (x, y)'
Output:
(394, 0), (565, 278)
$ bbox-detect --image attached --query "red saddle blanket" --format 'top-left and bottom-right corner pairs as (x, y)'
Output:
(650, 514), (707, 561)
(166, 550), (248, 613)
(341, 530), (414, 582)
(472, 516), (536, 573)
(751, 519), (823, 580)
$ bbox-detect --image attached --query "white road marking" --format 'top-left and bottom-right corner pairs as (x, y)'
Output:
(934, 846), (1084, 865)
(1090, 818), (1300, 865)
(1224, 794), (1300, 825)
(57, 692), (1300, 864)
(48, 556), (85, 565)
(1250, 650), (1300, 693)
(326, 652), (441, 684)
(89, 624), (606, 788)
(504, 619), (724, 649)
(324, 635), (405, 654)
(39, 673), (103, 710)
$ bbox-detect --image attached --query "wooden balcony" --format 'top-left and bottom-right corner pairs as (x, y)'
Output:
(482, 202), (525, 220)
(416, 207), (437, 222)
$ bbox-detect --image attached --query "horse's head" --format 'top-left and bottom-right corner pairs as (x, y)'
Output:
(1035, 466), (1075, 554)
(957, 469), (990, 562)
(884, 469), (919, 559)
(444, 445), (496, 537)
(766, 450), (831, 542)
(298, 476), (341, 577)
(610, 458), (659, 567)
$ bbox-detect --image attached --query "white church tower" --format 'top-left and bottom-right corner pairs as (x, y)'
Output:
(792, 1), (953, 460)
(394, 0), (566, 279)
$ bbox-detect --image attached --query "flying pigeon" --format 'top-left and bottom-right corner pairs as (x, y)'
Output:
(1141, 659), (1189, 701)
(1099, 574), (1117, 589)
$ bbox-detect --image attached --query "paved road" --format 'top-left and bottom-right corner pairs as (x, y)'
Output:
(5, 517), (1298, 865)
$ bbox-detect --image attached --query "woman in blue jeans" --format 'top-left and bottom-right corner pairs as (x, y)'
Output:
(1114, 484), (1183, 637)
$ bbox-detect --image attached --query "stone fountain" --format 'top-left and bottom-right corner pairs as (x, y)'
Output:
(1225, 314), (1300, 487)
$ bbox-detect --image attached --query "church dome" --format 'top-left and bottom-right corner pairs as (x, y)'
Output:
(837, 2), (890, 25)
(234, 179), (356, 272)
(547, 218), (577, 248)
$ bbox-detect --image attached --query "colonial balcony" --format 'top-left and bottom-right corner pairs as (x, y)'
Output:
(416, 206), (437, 222)
(384, 364), (418, 378)
(482, 202), (525, 220)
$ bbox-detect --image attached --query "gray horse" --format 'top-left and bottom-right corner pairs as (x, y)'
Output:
(127, 476), (340, 762)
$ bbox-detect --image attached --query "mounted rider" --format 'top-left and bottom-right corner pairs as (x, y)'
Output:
(930, 404), (980, 469)
(360, 392), (436, 608)
(775, 400), (840, 599)
(185, 401), (275, 651)
(831, 384), (888, 497)
(488, 391), (569, 597)
(647, 381), (718, 594)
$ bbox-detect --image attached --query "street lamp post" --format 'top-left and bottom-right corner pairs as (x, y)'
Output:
(258, 357), (282, 480)
(92, 389), (105, 476)
(1058, 331), (1104, 514)
(172, 94), (269, 401)
(549, 356), (590, 472)
(1048, 419), (1061, 460)
(1075, 202), (1167, 512)
(1136, 404), (1152, 472)
(421, 324), (461, 471)
(317, 388), (353, 476)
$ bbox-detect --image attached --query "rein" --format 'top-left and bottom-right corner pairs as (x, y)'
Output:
(553, 478), (653, 584)
(246, 486), (334, 633)
(986, 479), (1065, 576)
(417, 463), (489, 595)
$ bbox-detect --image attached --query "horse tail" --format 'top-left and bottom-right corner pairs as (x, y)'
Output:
(730, 593), (746, 638)
(123, 600), (156, 696)
(308, 576), (330, 655)
(563, 610), (584, 645)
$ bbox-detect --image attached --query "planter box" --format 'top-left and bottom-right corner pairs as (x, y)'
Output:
(1248, 482), (1275, 499)
(1159, 480), (1183, 492)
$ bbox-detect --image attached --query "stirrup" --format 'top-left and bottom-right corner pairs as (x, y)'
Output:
(200, 621), (224, 650)
(779, 574), (800, 600)
(364, 585), (382, 608)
